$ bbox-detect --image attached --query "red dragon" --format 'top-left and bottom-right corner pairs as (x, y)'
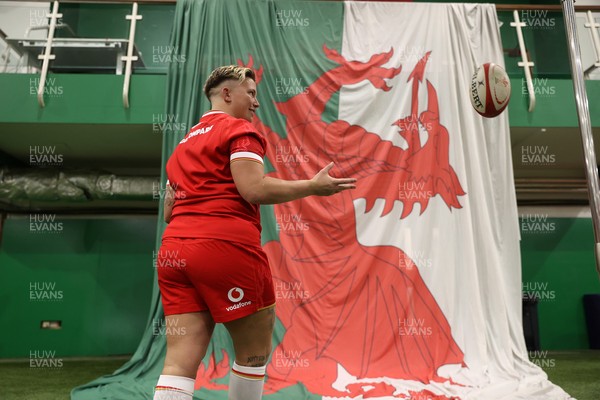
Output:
(196, 45), (467, 399)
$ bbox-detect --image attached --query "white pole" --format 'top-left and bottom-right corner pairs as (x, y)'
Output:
(122, 2), (142, 109)
(584, 10), (600, 67)
(37, 1), (61, 108)
(511, 10), (537, 112)
(562, 0), (600, 280)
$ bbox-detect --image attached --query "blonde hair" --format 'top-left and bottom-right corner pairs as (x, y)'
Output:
(203, 65), (255, 100)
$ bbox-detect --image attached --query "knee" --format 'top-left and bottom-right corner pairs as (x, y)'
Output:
(163, 345), (209, 378)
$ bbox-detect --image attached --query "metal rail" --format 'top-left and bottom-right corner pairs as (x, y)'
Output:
(561, 0), (600, 279)
(585, 10), (600, 68)
(511, 10), (536, 113)
(36, 0), (61, 108)
(122, 2), (141, 108)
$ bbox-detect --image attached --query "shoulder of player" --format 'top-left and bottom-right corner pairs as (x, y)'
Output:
(225, 115), (258, 133)
(202, 113), (265, 145)
(223, 116), (265, 144)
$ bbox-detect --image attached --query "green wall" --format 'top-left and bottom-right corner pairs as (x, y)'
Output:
(508, 78), (600, 127)
(0, 74), (166, 124)
(520, 214), (600, 349)
(0, 216), (156, 358)
(499, 10), (570, 78)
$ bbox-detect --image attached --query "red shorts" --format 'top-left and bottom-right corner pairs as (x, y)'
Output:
(157, 238), (275, 322)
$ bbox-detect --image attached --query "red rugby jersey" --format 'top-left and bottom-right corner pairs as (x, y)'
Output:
(163, 111), (267, 246)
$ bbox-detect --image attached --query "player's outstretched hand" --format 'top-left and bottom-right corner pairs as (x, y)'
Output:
(310, 162), (356, 196)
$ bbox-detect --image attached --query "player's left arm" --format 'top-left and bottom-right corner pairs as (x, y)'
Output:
(163, 182), (175, 223)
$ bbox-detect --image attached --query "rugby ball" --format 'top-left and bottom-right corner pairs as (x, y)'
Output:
(470, 63), (511, 118)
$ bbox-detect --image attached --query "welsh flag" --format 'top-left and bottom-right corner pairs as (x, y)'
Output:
(73, 1), (572, 399)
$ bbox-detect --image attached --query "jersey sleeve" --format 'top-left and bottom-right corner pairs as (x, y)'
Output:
(230, 134), (266, 165)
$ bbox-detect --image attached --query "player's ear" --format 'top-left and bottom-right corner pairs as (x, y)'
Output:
(221, 85), (232, 103)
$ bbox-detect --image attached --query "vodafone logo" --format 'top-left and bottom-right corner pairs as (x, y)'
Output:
(225, 288), (252, 312)
(228, 287), (244, 303)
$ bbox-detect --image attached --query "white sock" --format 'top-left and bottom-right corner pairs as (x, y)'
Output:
(228, 361), (266, 400)
(154, 374), (195, 400)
